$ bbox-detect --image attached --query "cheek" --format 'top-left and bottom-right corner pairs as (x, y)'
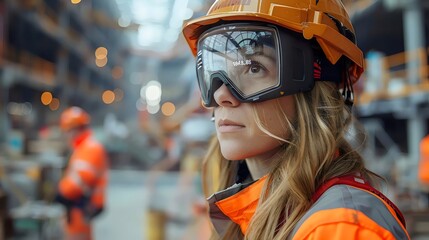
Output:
(279, 96), (296, 120)
(257, 97), (296, 139)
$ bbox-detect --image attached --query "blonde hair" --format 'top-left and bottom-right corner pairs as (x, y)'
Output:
(202, 82), (379, 239)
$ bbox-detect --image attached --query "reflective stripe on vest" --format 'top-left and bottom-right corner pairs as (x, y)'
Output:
(66, 159), (100, 195)
(70, 159), (102, 178)
(67, 169), (91, 195)
(290, 185), (409, 239)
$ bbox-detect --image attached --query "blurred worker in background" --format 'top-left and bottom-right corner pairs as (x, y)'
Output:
(419, 135), (429, 204)
(182, 0), (410, 239)
(56, 106), (109, 240)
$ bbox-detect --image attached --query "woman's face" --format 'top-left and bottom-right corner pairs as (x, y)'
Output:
(213, 84), (296, 161)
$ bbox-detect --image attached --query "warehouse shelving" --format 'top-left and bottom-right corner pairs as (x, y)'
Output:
(0, 0), (128, 149)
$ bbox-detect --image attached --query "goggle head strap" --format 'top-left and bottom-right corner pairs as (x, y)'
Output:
(313, 51), (342, 84)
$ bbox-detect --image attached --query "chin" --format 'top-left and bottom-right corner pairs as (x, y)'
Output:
(219, 144), (250, 160)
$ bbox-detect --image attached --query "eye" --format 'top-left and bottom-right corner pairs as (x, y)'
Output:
(250, 65), (261, 73)
(247, 61), (266, 75)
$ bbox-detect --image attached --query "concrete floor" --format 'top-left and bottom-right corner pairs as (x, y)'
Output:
(94, 170), (206, 240)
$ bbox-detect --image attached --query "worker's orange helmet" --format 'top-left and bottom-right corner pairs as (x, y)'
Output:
(182, 0), (364, 107)
(60, 106), (90, 131)
(182, 0), (363, 78)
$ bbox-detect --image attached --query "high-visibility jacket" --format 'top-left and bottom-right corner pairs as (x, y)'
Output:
(419, 135), (429, 184)
(58, 130), (109, 240)
(208, 174), (410, 239)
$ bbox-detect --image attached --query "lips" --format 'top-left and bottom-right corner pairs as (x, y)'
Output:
(218, 119), (245, 132)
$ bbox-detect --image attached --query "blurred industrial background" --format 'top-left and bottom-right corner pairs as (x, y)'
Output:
(0, 0), (428, 239)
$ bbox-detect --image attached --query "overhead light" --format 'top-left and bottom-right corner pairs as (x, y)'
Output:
(112, 66), (124, 80)
(161, 102), (176, 116)
(146, 85), (162, 103)
(146, 86), (162, 105)
(147, 104), (160, 114)
(49, 98), (60, 111)
(145, 81), (162, 106)
(41, 92), (53, 105)
(95, 57), (108, 68)
(118, 16), (131, 27)
(95, 47), (108, 59)
(102, 90), (115, 104)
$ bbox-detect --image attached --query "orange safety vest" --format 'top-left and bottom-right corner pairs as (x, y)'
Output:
(419, 135), (429, 184)
(58, 130), (109, 240)
(208, 174), (410, 239)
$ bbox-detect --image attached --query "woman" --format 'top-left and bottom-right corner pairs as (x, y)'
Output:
(182, 0), (410, 239)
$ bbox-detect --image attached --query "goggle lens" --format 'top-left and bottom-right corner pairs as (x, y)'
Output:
(197, 25), (280, 106)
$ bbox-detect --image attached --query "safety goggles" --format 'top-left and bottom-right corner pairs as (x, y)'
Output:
(196, 23), (315, 107)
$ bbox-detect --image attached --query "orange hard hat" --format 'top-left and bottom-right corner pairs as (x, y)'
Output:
(182, 0), (364, 81)
(60, 106), (91, 131)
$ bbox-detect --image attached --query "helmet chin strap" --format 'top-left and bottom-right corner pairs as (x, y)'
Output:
(342, 62), (354, 109)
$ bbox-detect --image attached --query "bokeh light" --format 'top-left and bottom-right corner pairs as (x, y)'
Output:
(49, 98), (60, 111)
(102, 90), (115, 104)
(161, 102), (175, 116)
(112, 66), (124, 80)
(95, 47), (108, 59)
(41, 92), (53, 105)
(147, 104), (160, 114)
(95, 57), (108, 68)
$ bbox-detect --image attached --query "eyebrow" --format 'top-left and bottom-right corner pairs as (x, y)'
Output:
(244, 50), (276, 63)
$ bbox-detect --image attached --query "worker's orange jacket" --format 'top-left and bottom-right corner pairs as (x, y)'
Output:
(419, 135), (429, 184)
(58, 129), (109, 237)
(208, 174), (410, 239)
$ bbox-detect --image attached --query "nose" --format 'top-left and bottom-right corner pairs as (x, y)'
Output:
(213, 84), (240, 107)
